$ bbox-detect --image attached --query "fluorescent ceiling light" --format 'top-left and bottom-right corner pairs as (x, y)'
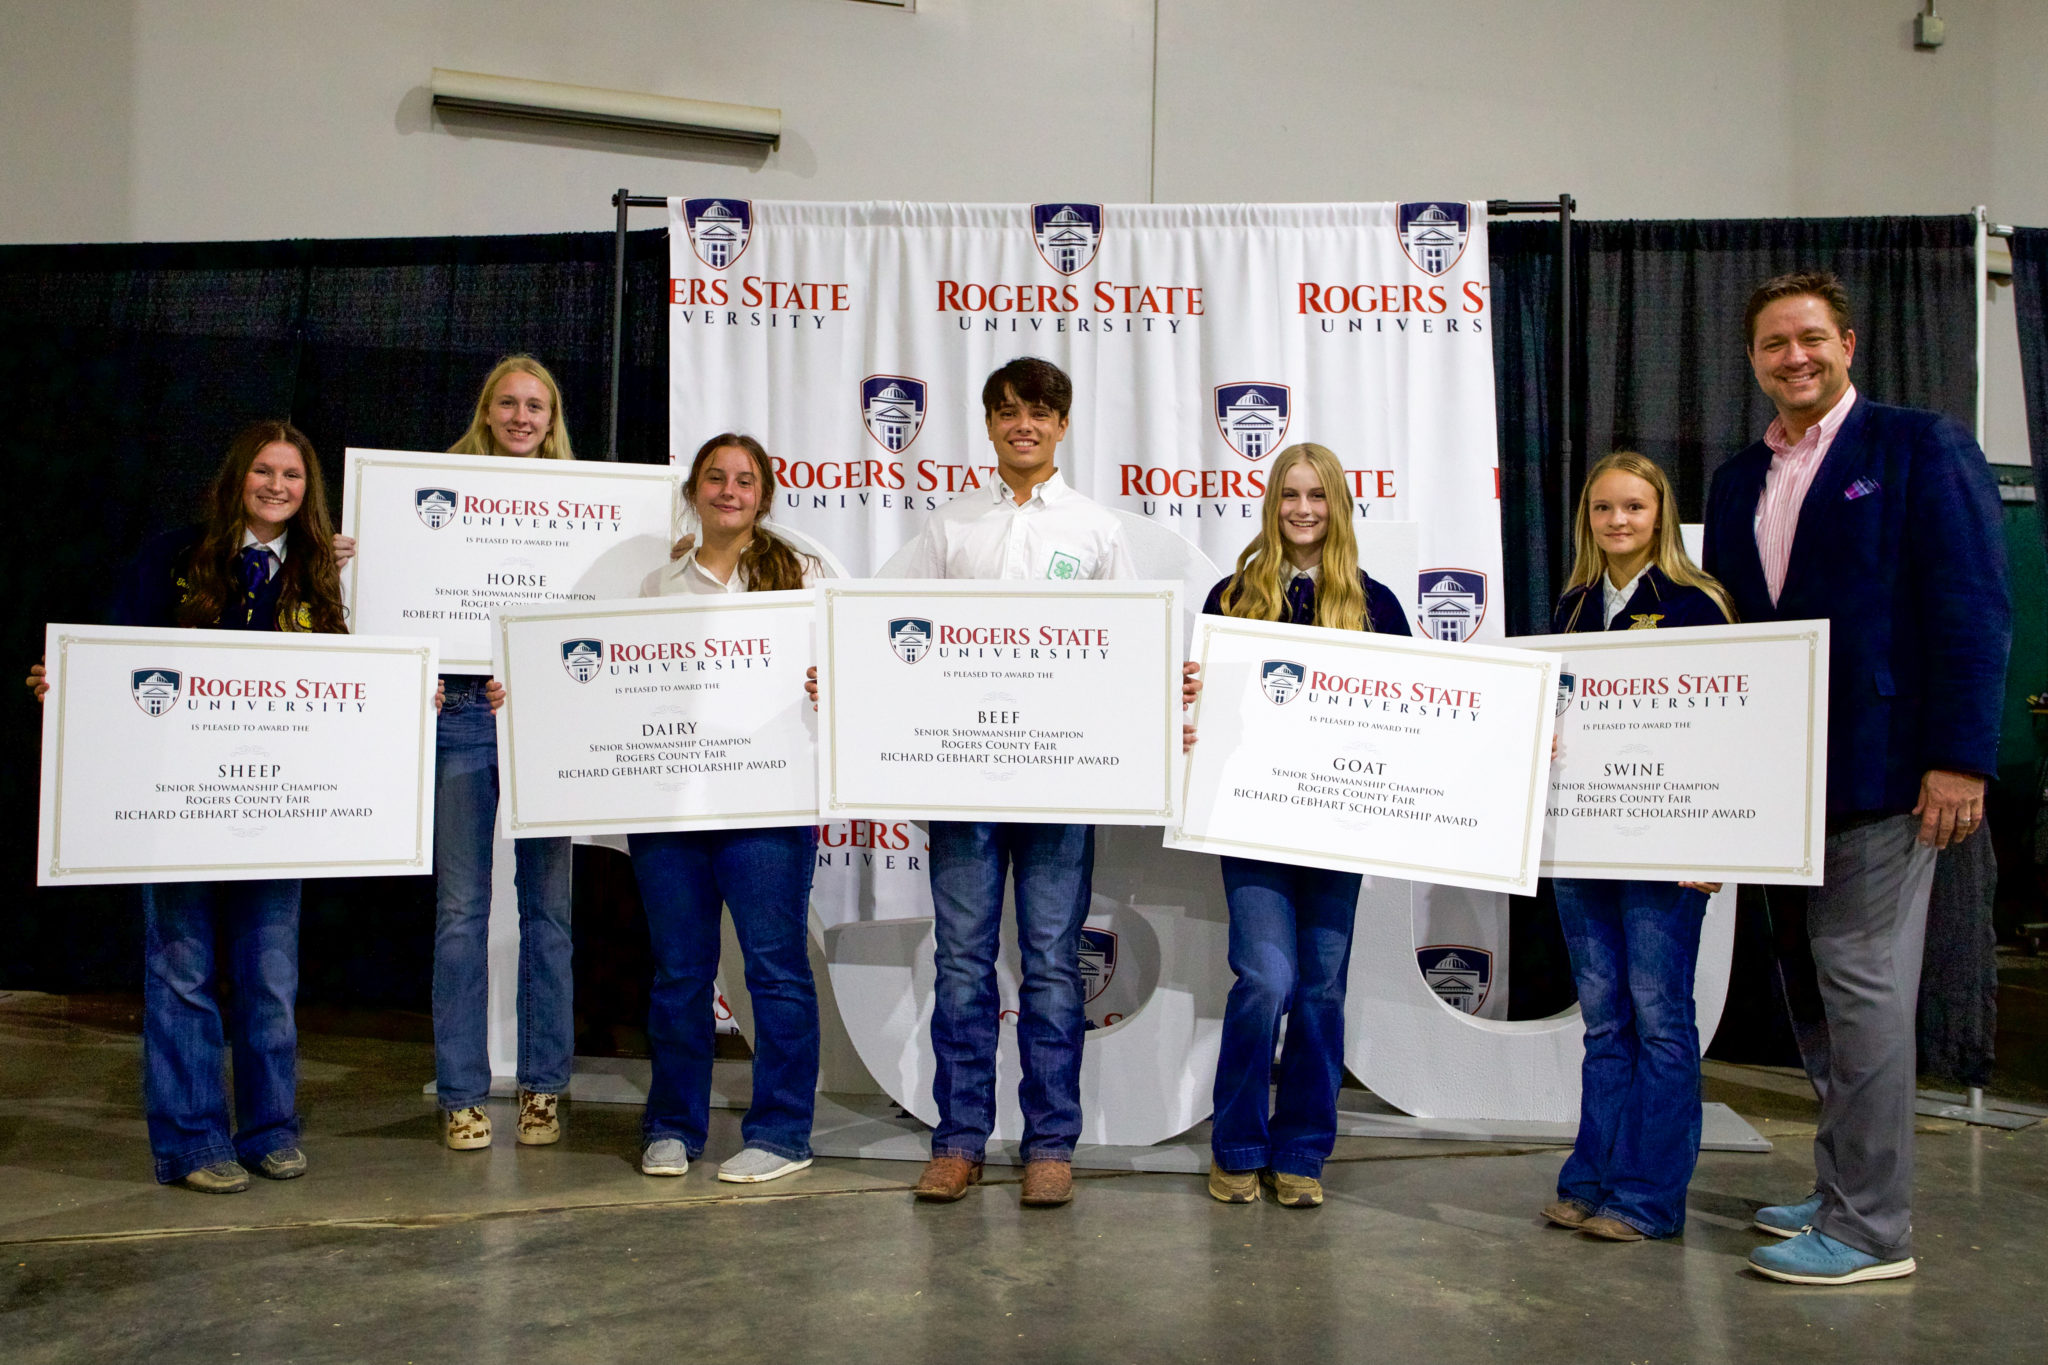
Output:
(430, 68), (780, 146)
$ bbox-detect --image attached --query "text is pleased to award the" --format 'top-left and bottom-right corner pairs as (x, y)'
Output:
(1508, 621), (1830, 884)
(815, 581), (1185, 825)
(342, 448), (679, 673)
(37, 625), (438, 886)
(493, 592), (818, 838)
(1167, 617), (1558, 895)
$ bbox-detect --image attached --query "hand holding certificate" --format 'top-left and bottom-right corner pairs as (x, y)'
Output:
(1168, 617), (1558, 894)
(815, 580), (1185, 825)
(492, 593), (818, 838)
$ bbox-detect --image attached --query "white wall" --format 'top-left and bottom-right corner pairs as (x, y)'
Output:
(2, 0), (2042, 454)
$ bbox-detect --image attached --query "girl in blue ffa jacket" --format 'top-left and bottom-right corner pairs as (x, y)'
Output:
(1541, 450), (1733, 1242)
(1199, 442), (1409, 1209)
(622, 434), (822, 1183)
(28, 420), (348, 1192)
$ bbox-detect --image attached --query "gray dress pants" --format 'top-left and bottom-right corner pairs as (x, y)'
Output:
(1766, 813), (1937, 1261)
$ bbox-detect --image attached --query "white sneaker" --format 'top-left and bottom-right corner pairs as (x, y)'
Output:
(641, 1139), (690, 1177)
(716, 1147), (813, 1183)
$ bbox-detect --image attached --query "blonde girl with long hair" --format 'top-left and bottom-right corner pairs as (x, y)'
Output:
(1540, 451), (1730, 1244)
(1199, 442), (1409, 1210)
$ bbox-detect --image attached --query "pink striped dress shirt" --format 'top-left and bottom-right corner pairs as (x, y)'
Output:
(1754, 385), (1857, 605)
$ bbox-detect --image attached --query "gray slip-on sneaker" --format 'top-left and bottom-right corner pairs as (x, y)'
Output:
(641, 1139), (691, 1177)
(716, 1148), (813, 1183)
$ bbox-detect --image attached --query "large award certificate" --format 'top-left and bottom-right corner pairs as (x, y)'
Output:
(1166, 617), (1558, 895)
(37, 625), (438, 886)
(342, 448), (679, 673)
(816, 581), (1184, 825)
(1507, 621), (1830, 884)
(493, 592), (818, 838)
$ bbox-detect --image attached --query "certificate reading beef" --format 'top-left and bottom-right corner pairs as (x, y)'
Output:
(1167, 616), (1557, 895)
(815, 581), (1184, 825)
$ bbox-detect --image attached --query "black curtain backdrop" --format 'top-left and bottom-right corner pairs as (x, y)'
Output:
(2016, 227), (2048, 544)
(0, 229), (670, 1010)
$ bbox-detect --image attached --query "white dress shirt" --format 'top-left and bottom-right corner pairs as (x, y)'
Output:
(1602, 565), (1647, 627)
(239, 526), (287, 579)
(895, 470), (1136, 582)
(641, 545), (816, 598)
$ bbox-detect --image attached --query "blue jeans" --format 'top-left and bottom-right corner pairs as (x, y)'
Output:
(1553, 877), (1708, 1238)
(141, 879), (301, 1183)
(927, 821), (1094, 1163)
(628, 826), (821, 1160)
(432, 677), (574, 1108)
(1211, 856), (1360, 1179)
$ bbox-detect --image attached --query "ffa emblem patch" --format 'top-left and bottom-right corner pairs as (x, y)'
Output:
(888, 618), (932, 663)
(682, 198), (752, 270)
(1261, 660), (1306, 705)
(131, 668), (182, 716)
(1395, 202), (1472, 276)
(560, 639), (603, 682)
(1031, 203), (1103, 275)
(1417, 944), (1493, 1015)
(1626, 614), (1664, 630)
(414, 488), (458, 529)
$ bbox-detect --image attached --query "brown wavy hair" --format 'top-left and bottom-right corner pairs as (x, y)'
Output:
(1219, 443), (1371, 631)
(177, 420), (348, 634)
(1564, 451), (1736, 622)
(684, 434), (810, 592)
(449, 355), (574, 460)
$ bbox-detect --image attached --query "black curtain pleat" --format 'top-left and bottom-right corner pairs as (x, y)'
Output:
(0, 229), (669, 1007)
(1488, 219), (1573, 640)
(2015, 228), (2048, 548)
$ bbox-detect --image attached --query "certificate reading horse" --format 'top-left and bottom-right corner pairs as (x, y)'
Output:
(1167, 617), (1557, 895)
(342, 448), (679, 673)
(37, 624), (438, 886)
(816, 581), (1184, 825)
(493, 592), (818, 838)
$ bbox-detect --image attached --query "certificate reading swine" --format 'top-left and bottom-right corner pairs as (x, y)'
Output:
(1168, 617), (1557, 895)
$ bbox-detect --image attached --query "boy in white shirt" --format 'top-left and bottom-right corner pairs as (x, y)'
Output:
(903, 358), (1133, 1208)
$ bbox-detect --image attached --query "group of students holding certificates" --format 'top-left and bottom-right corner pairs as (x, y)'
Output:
(32, 268), (2009, 1289)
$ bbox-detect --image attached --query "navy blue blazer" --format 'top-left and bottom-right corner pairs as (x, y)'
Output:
(1551, 564), (1730, 634)
(1201, 568), (1413, 636)
(1703, 396), (2010, 815)
(110, 525), (294, 632)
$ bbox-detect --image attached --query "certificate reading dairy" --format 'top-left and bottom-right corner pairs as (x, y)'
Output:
(494, 592), (817, 838)
(1167, 617), (1558, 895)
(1508, 621), (1830, 884)
(816, 581), (1184, 825)
(342, 448), (679, 673)
(37, 625), (438, 886)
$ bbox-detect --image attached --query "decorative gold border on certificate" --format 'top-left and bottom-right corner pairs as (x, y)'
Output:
(341, 449), (681, 671)
(1532, 626), (1825, 879)
(1171, 620), (1556, 888)
(819, 583), (1181, 819)
(497, 595), (818, 833)
(46, 631), (436, 880)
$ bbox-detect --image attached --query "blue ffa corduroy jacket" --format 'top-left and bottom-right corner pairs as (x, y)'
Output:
(110, 525), (295, 632)
(1551, 563), (1730, 634)
(1201, 568), (1414, 636)
(1703, 395), (2011, 816)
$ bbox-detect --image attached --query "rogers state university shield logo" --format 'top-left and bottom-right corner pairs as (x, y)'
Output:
(860, 375), (927, 454)
(1214, 382), (1291, 462)
(415, 488), (458, 529)
(1396, 202), (1471, 277)
(888, 618), (932, 664)
(131, 668), (182, 716)
(1417, 944), (1493, 1015)
(1260, 660), (1305, 705)
(561, 639), (603, 683)
(1031, 203), (1103, 276)
(682, 198), (752, 270)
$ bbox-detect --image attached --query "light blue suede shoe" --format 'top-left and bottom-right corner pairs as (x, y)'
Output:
(1748, 1229), (1916, 1285)
(1753, 1192), (1824, 1238)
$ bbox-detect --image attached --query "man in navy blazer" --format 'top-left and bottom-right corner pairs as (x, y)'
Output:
(1704, 271), (2010, 1285)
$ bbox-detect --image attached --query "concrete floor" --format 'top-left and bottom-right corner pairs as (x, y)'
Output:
(4, 992), (2046, 1365)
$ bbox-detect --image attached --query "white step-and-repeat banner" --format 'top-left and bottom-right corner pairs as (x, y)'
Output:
(662, 199), (1525, 1136)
